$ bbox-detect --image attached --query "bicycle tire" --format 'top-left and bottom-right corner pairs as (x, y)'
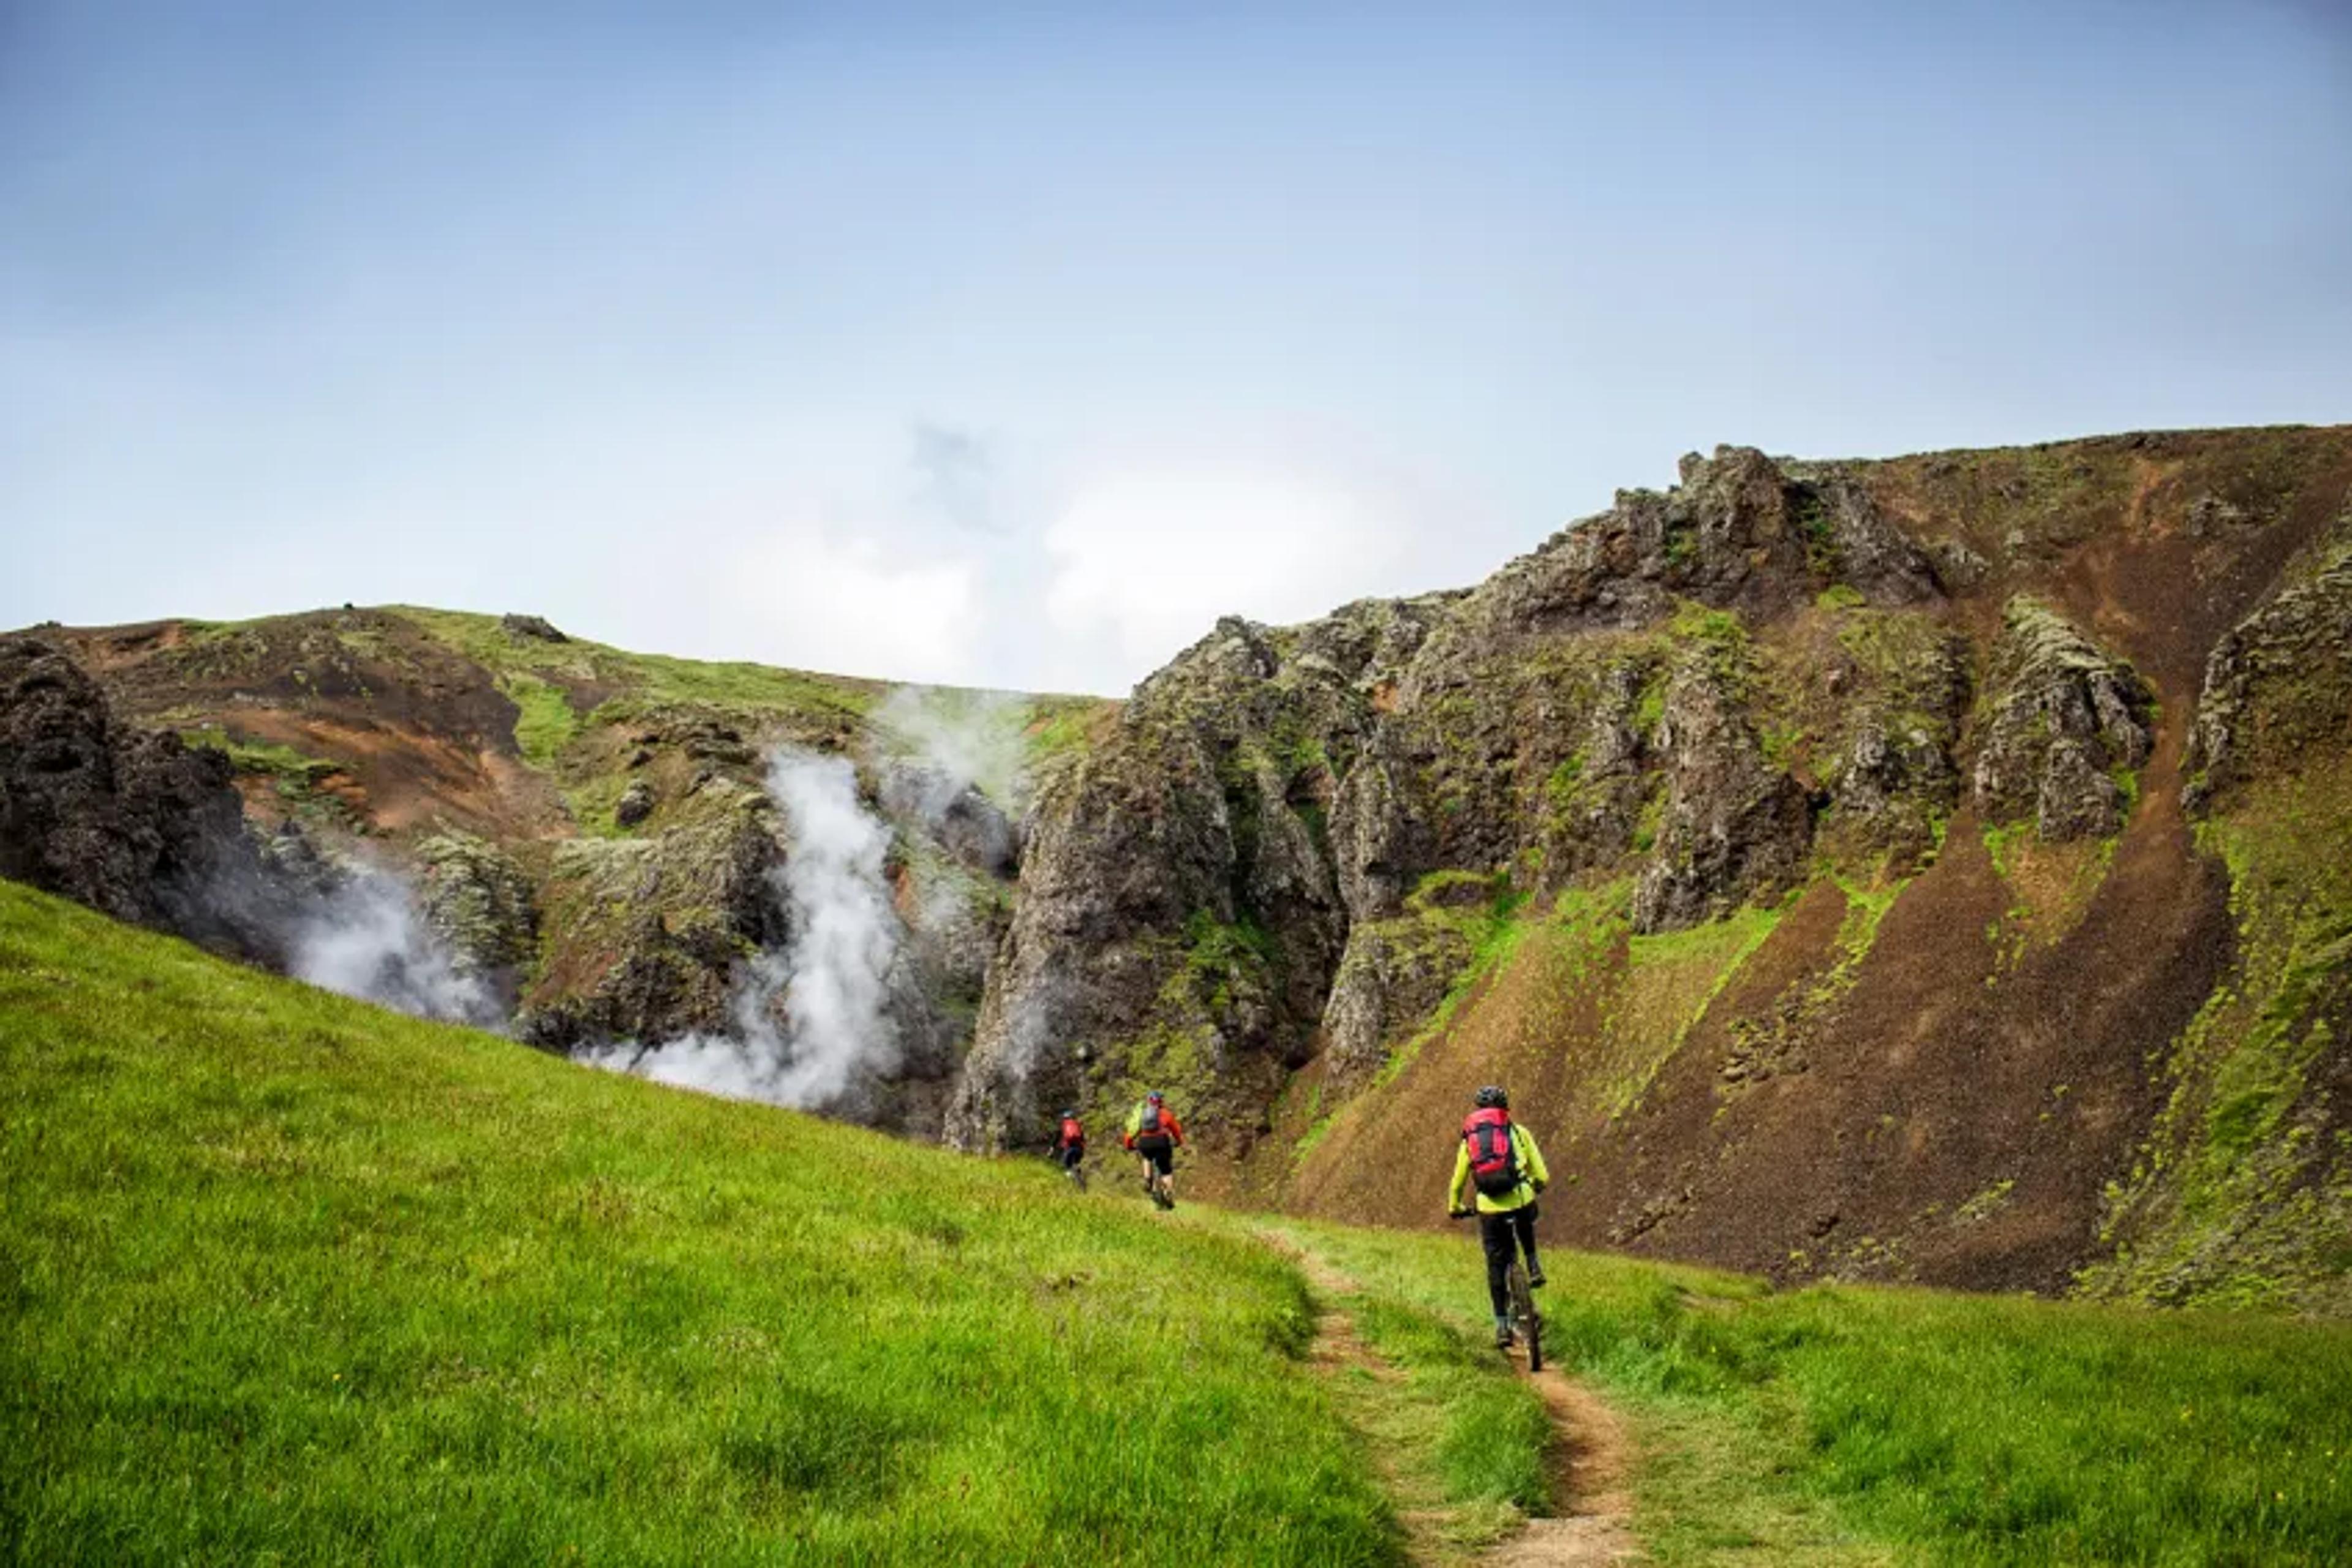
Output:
(1506, 1261), (1544, 1373)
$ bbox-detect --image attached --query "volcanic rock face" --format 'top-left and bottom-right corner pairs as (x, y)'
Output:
(1971, 597), (2155, 840)
(0, 635), (293, 961)
(413, 832), (540, 1009)
(1630, 637), (1814, 933)
(517, 782), (783, 1050)
(948, 445), (1969, 1153)
(935, 427), (2352, 1316)
(2185, 522), (2352, 810)
(944, 598), (1446, 1151)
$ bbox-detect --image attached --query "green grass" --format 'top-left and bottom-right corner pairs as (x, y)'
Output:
(1246, 1220), (2352, 1566)
(391, 607), (881, 728)
(500, 671), (581, 768)
(179, 729), (342, 790)
(1371, 882), (1531, 1091)
(1223, 1220), (1553, 1558)
(1351, 1297), (1550, 1515)
(0, 880), (1395, 1566)
(10, 875), (2352, 1565)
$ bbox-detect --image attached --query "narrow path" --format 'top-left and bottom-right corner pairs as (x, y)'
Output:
(1483, 1366), (1642, 1567)
(1270, 1234), (1643, 1567)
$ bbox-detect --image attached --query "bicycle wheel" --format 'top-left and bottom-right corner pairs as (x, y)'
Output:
(1507, 1261), (1544, 1373)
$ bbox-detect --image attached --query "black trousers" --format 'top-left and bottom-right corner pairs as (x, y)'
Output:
(1479, 1203), (1540, 1317)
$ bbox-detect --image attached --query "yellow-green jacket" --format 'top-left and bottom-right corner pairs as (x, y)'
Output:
(1448, 1121), (1549, 1214)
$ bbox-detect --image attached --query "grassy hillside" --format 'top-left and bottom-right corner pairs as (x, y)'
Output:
(9, 876), (2352, 1565)
(1270, 1218), (2352, 1566)
(0, 880), (1392, 1565)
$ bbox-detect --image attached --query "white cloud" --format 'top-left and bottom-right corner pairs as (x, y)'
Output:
(724, 524), (980, 684)
(1042, 463), (1413, 673)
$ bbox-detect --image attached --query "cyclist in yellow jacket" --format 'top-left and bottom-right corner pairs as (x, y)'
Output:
(1447, 1085), (1550, 1348)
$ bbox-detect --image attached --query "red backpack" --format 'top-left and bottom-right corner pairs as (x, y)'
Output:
(1060, 1116), (1085, 1147)
(1463, 1106), (1521, 1197)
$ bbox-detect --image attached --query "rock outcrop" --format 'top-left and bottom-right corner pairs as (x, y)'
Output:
(0, 635), (293, 962)
(1631, 633), (1814, 932)
(1971, 597), (2155, 840)
(2185, 523), (2352, 811)
(500, 613), (568, 643)
(614, 780), (656, 828)
(413, 832), (540, 1009)
(517, 782), (781, 1050)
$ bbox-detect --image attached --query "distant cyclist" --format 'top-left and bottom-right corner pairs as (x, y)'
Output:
(1447, 1085), (1550, 1348)
(1050, 1107), (1087, 1191)
(1122, 1090), (1186, 1209)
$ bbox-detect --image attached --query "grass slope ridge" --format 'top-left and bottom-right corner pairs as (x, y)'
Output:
(0, 879), (1386, 1566)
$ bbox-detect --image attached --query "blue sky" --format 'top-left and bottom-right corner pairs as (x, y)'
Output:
(5, 2), (2348, 693)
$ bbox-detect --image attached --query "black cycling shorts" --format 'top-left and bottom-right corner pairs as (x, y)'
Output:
(1134, 1137), (1174, 1174)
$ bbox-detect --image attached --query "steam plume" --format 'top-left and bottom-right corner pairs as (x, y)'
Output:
(289, 867), (500, 1027)
(873, 685), (1028, 812)
(589, 750), (903, 1109)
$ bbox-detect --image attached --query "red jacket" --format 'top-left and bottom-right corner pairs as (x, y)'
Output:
(1121, 1105), (1185, 1148)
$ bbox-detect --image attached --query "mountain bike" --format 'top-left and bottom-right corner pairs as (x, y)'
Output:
(1453, 1211), (1544, 1372)
(1505, 1256), (1544, 1372)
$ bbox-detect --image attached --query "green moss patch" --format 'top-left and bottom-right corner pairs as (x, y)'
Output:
(2084, 764), (2352, 1313)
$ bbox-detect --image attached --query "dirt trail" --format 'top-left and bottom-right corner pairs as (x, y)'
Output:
(1482, 1366), (1642, 1566)
(1272, 1237), (1643, 1567)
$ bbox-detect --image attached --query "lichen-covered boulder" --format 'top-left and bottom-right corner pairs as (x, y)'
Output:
(614, 780), (656, 828)
(1972, 597), (2155, 839)
(413, 831), (539, 1006)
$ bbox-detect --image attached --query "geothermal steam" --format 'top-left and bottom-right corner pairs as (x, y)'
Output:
(872, 685), (1028, 813)
(289, 867), (499, 1027)
(592, 750), (903, 1109)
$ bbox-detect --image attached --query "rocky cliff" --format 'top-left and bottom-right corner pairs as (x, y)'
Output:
(948, 424), (2352, 1313)
(13, 423), (2351, 1310)
(0, 633), (299, 963)
(13, 607), (1105, 1135)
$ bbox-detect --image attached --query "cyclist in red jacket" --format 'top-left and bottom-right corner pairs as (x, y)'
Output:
(1049, 1108), (1087, 1190)
(1121, 1090), (1185, 1209)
